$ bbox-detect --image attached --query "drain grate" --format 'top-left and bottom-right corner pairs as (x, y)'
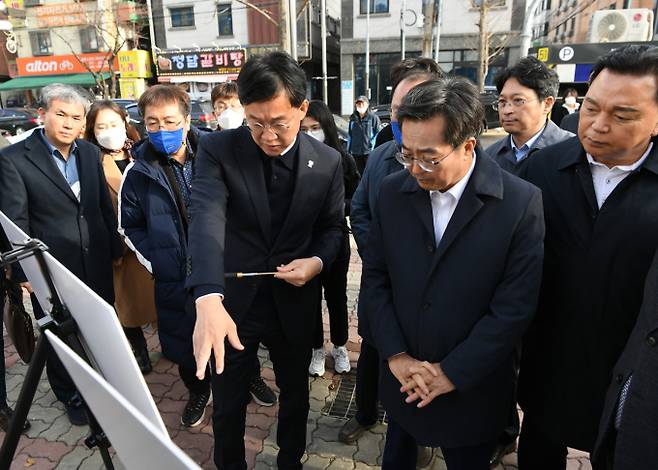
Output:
(323, 370), (387, 423)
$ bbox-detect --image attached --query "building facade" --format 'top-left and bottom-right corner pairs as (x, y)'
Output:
(340, 0), (529, 113)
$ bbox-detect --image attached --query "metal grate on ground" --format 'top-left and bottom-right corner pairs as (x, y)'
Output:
(323, 370), (387, 423)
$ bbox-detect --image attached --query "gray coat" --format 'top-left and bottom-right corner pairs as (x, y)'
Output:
(486, 120), (574, 176)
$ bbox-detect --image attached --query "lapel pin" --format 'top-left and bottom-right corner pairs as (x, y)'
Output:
(308, 160), (315, 168)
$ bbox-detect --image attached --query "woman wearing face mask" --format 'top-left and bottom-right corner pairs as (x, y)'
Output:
(85, 101), (157, 375)
(551, 87), (580, 127)
(301, 100), (360, 377)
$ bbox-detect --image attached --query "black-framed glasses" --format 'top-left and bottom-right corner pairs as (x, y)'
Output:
(394, 147), (457, 172)
(145, 118), (184, 132)
(492, 97), (538, 111)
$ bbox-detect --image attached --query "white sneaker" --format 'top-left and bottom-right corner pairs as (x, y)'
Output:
(309, 348), (326, 376)
(331, 345), (351, 374)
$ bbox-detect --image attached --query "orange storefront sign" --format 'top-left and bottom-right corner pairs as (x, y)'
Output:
(16, 53), (118, 77)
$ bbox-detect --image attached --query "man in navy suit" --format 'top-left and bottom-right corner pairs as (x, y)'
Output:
(361, 77), (544, 470)
(0, 84), (122, 425)
(186, 52), (344, 469)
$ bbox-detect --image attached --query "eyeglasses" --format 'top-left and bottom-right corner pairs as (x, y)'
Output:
(145, 118), (184, 132)
(492, 98), (538, 111)
(246, 121), (293, 137)
(395, 147), (457, 172)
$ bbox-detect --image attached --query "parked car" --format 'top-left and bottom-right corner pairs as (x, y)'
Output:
(333, 114), (349, 148)
(124, 103), (147, 139)
(367, 91), (501, 132)
(0, 108), (42, 136)
(190, 100), (216, 131)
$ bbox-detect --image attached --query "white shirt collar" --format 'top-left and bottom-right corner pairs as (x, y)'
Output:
(430, 151), (477, 201)
(510, 124), (545, 152)
(280, 136), (298, 157)
(586, 142), (653, 172)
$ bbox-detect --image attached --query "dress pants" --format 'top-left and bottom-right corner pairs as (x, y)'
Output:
(353, 154), (369, 176)
(30, 293), (77, 404)
(354, 339), (380, 426)
(517, 411), (568, 470)
(382, 419), (495, 470)
(312, 232), (350, 349)
(0, 290), (6, 408)
(211, 283), (311, 470)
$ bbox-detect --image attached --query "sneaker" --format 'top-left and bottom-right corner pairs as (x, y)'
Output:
(331, 345), (351, 374)
(250, 376), (277, 406)
(181, 390), (211, 428)
(0, 405), (30, 432)
(309, 348), (326, 376)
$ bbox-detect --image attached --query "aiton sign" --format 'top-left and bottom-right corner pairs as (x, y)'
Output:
(16, 53), (118, 76)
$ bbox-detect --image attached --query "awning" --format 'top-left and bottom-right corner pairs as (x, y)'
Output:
(0, 72), (111, 91)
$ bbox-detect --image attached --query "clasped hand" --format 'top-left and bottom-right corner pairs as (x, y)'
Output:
(388, 353), (456, 408)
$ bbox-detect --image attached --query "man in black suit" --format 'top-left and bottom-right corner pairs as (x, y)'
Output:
(0, 84), (122, 425)
(361, 77), (544, 470)
(186, 52), (344, 470)
(591, 247), (658, 470)
(517, 45), (658, 470)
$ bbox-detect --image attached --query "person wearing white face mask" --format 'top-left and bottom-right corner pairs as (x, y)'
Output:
(551, 87), (580, 129)
(348, 95), (381, 175)
(211, 82), (246, 131)
(301, 100), (360, 377)
(84, 100), (157, 376)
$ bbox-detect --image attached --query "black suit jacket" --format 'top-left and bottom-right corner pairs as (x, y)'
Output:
(0, 132), (122, 304)
(592, 248), (658, 470)
(362, 152), (544, 447)
(518, 137), (658, 451)
(186, 127), (344, 345)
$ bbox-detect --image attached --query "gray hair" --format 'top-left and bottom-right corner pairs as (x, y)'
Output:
(40, 84), (92, 114)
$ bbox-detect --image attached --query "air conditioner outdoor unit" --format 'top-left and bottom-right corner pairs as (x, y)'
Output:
(588, 8), (654, 43)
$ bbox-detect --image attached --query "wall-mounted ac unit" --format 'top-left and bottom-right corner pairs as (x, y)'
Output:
(588, 8), (654, 43)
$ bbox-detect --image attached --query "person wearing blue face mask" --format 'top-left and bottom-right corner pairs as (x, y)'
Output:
(119, 85), (213, 429)
(342, 68), (442, 450)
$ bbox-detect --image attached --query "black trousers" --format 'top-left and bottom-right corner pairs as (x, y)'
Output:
(382, 418), (496, 470)
(312, 232), (350, 349)
(211, 285), (311, 470)
(355, 339), (380, 426)
(123, 326), (147, 351)
(517, 410), (568, 470)
(0, 291), (6, 407)
(353, 154), (369, 176)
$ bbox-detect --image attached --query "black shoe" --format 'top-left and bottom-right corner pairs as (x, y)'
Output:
(133, 346), (152, 375)
(181, 390), (211, 428)
(489, 441), (517, 467)
(250, 376), (277, 407)
(65, 394), (88, 426)
(0, 406), (30, 432)
(338, 416), (375, 443)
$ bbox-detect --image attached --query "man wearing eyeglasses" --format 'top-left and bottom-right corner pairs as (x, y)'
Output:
(119, 85), (213, 429)
(487, 57), (574, 177)
(186, 52), (344, 469)
(360, 76), (544, 470)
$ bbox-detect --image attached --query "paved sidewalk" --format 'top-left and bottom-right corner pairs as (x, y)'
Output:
(1, 244), (593, 469)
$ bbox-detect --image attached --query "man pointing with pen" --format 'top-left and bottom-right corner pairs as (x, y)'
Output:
(186, 52), (344, 470)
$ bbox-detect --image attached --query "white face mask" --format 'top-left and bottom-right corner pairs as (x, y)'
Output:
(218, 107), (244, 130)
(564, 96), (577, 106)
(305, 129), (325, 142)
(356, 105), (368, 114)
(95, 127), (127, 151)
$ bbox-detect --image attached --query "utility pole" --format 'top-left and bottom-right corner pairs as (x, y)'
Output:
(321, 0), (328, 103)
(433, 0), (442, 62)
(280, 0), (291, 54)
(289, 0), (297, 59)
(145, 0), (158, 60)
(422, 0), (434, 57)
(365, 0), (370, 99)
(477, 0), (488, 92)
(518, 0), (543, 60)
(400, 0), (406, 59)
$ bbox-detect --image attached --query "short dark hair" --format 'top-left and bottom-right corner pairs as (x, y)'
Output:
(589, 45), (658, 103)
(391, 57), (444, 94)
(494, 56), (559, 101)
(211, 82), (239, 106)
(237, 52), (306, 107)
(138, 84), (191, 117)
(397, 77), (484, 148)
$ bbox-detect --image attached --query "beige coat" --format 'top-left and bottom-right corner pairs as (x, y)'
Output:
(102, 154), (157, 327)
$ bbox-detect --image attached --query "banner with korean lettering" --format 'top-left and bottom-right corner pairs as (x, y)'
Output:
(155, 48), (246, 77)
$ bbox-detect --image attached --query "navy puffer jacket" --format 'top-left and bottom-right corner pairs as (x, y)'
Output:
(118, 127), (206, 368)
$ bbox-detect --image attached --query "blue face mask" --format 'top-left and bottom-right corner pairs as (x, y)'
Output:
(148, 128), (184, 155)
(390, 121), (402, 146)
